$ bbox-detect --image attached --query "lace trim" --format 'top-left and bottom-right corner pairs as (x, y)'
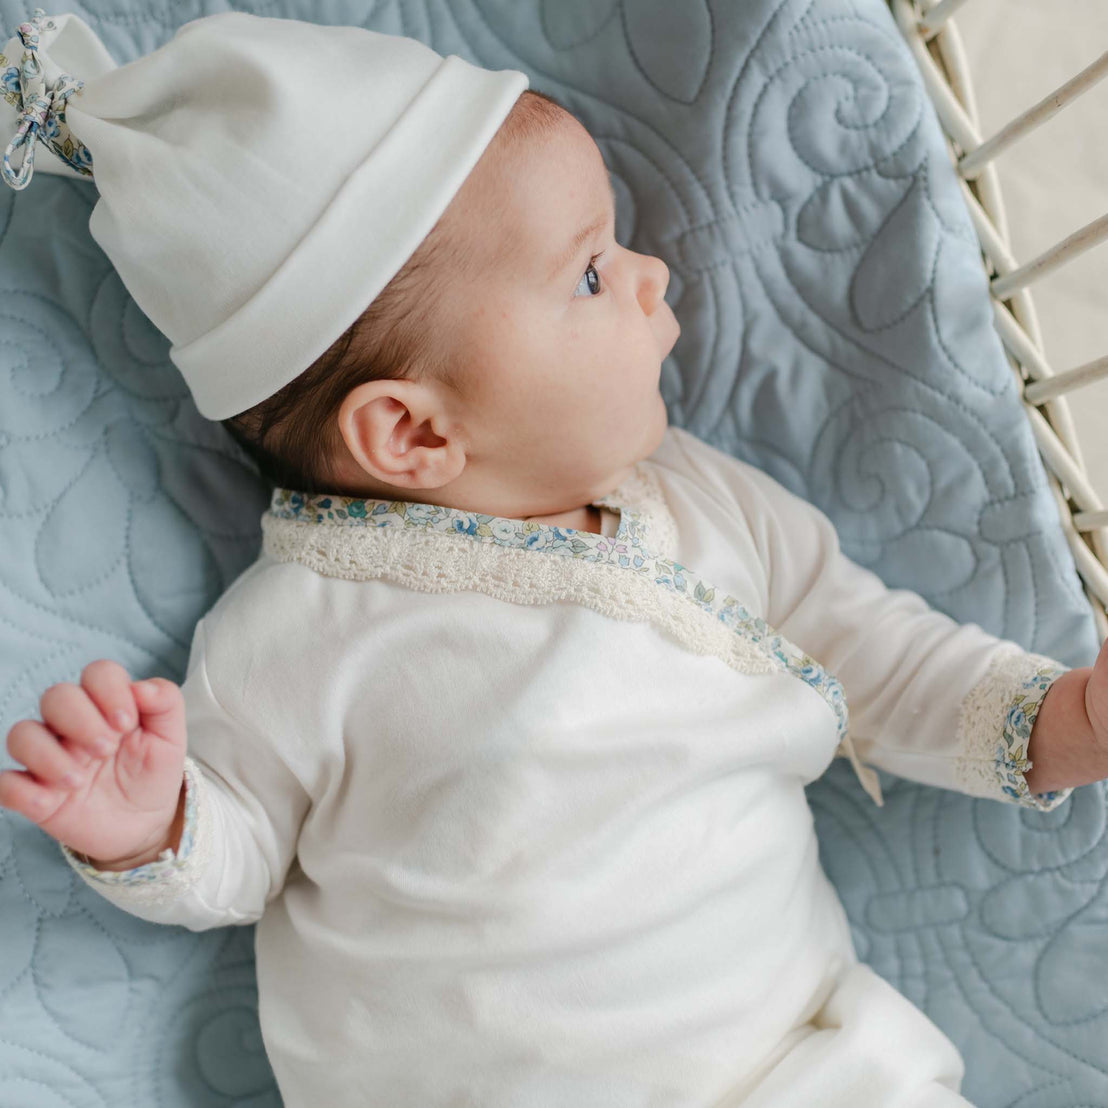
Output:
(60, 755), (210, 903)
(954, 648), (1073, 811)
(261, 467), (884, 807)
(599, 464), (679, 555)
(265, 513), (781, 673)
(268, 463), (679, 559)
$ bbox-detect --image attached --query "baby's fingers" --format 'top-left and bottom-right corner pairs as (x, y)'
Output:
(6, 719), (83, 787)
(129, 678), (187, 751)
(79, 659), (140, 735)
(0, 766), (64, 822)
(39, 680), (118, 759)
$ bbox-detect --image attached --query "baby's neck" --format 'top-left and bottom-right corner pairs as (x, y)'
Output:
(524, 505), (605, 535)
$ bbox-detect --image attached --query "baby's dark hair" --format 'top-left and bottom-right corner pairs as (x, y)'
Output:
(221, 88), (568, 496)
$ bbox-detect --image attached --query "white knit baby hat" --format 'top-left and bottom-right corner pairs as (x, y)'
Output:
(0, 8), (529, 419)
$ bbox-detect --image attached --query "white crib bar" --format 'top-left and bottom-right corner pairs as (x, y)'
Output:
(993, 303), (1060, 392)
(1025, 405), (1108, 617)
(892, 0), (1108, 633)
(990, 303), (1090, 472)
(1027, 406), (1103, 517)
(1064, 518), (1108, 613)
(958, 178), (1018, 274)
(990, 212), (1108, 300)
(893, 0), (983, 152)
(958, 50), (1108, 179)
(1075, 510), (1108, 534)
(917, 0), (973, 38)
(1024, 354), (1108, 406)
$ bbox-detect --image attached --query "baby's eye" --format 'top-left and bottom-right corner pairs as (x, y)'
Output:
(573, 253), (604, 298)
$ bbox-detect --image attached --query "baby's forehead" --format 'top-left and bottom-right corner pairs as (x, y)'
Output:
(456, 118), (607, 270)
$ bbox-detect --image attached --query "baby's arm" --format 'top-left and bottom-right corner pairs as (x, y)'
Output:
(1, 620), (311, 930)
(668, 427), (1105, 809)
(745, 459), (1103, 806)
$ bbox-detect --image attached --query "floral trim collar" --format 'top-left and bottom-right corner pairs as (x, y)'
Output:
(264, 465), (883, 806)
(268, 481), (651, 566)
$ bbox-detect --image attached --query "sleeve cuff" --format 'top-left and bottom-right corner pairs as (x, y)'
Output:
(60, 755), (202, 886)
(955, 647), (1074, 812)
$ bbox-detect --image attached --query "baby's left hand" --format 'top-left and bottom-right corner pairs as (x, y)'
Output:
(1086, 637), (1108, 759)
(1025, 638), (1108, 795)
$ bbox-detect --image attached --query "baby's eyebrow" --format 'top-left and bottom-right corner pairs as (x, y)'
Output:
(547, 176), (617, 283)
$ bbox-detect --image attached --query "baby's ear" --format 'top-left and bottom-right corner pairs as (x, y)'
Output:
(335, 378), (465, 491)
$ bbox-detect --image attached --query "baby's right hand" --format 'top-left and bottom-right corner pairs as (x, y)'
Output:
(0, 661), (188, 869)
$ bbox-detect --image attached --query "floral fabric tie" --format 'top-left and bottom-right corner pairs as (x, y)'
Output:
(1, 8), (93, 190)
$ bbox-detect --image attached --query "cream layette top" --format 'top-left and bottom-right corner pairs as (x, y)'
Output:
(60, 425), (1070, 1107)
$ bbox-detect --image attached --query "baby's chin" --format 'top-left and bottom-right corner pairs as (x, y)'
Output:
(647, 390), (670, 453)
(590, 393), (668, 496)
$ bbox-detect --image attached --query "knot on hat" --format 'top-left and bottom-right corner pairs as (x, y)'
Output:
(2, 8), (93, 190)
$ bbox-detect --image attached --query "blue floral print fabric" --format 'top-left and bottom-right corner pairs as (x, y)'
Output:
(269, 486), (853, 741)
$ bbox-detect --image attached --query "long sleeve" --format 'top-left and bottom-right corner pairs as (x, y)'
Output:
(58, 617), (313, 929)
(668, 428), (1073, 811)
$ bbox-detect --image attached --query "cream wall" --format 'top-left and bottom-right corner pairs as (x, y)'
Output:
(952, 0), (1108, 502)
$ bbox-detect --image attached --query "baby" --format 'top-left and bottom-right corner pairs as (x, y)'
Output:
(1, 10), (1107, 1108)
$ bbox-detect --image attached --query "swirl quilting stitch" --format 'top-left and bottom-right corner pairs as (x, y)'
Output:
(0, 0), (1103, 1104)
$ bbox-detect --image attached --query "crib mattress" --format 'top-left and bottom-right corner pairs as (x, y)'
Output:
(0, 1), (1104, 1105)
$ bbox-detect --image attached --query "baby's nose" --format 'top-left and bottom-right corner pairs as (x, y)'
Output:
(637, 253), (670, 314)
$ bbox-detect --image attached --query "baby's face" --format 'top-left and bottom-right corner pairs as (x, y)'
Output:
(431, 107), (680, 515)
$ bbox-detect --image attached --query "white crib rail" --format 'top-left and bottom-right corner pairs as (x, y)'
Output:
(890, 0), (1108, 640)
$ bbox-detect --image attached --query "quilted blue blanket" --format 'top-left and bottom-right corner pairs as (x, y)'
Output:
(0, 1), (1103, 1104)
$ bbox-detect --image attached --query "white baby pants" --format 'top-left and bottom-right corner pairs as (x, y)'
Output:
(723, 962), (973, 1108)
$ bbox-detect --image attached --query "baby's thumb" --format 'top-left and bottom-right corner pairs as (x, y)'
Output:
(130, 677), (186, 748)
